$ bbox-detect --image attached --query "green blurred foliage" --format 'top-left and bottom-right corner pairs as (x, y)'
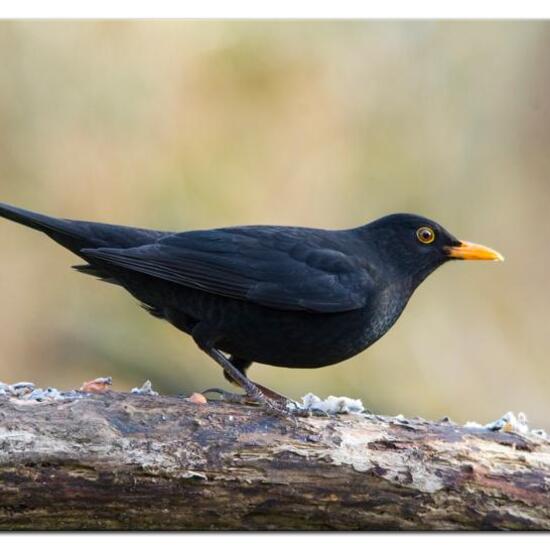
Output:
(0, 21), (549, 427)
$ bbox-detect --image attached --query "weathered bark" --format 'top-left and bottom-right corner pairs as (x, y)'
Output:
(0, 392), (548, 530)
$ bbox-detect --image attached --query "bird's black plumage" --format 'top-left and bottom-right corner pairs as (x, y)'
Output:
(0, 202), (502, 411)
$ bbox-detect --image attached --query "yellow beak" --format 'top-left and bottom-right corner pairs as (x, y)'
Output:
(445, 240), (504, 261)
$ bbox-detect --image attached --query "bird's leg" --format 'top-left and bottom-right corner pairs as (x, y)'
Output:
(199, 350), (262, 403)
(204, 350), (259, 403)
(204, 356), (297, 408)
(202, 356), (257, 405)
(203, 360), (291, 417)
(192, 325), (296, 417)
(225, 356), (296, 407)
(202, 349), (294, 417)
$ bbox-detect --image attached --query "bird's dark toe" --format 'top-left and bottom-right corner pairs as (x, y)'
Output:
(201, 387), (300, 421)
(201, 387), (256, 405)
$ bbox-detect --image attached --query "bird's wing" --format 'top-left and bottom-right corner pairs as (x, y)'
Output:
(81, 227), (373, 313)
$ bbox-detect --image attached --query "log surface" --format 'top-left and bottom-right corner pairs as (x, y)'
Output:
(0, 392), (549, 530)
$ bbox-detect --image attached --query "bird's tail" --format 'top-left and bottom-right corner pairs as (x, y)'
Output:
(0, 201), (169, 255)
(0, 201), (89, 251)
(0, 202), (67, 233)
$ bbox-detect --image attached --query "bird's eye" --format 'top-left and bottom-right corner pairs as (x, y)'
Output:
(416, 226), (435, 244)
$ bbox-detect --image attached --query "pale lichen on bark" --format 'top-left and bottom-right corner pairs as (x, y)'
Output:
(0, 391), (548, 530)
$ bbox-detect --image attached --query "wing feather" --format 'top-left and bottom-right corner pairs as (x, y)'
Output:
(82, 228), (372, 313)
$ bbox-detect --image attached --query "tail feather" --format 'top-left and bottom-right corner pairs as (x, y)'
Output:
(0, 202), (169, 255)
(0, 202), (72, 234)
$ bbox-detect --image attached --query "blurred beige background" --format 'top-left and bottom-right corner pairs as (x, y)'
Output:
(0, 21), (548, 428)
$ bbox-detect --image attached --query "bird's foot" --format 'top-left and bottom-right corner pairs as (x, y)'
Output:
(252, 384), (311, 418)
(201, 387), (306, 419)
(201, 387), (256, 406)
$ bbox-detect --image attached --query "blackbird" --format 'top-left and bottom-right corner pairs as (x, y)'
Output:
(0, 202), (503, 413)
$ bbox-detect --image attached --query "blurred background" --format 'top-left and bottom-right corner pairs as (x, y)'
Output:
(0, 21), (548, 428)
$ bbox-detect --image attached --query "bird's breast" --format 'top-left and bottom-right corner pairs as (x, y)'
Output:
(125, 275), (412, 369)
(209, 284), (411, 368)
(361, 284), (411, 346)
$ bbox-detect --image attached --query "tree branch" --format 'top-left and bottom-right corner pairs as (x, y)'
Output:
(0, 392), (548, 530)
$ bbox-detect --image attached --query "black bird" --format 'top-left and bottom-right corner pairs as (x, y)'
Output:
(0, 202), (503, 413)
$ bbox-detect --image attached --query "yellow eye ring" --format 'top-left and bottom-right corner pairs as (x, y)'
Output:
(416, 226), (435, 244)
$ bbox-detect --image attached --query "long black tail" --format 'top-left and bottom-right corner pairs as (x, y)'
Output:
(0, 202), (168, 255)
(0, 202), (70, 233)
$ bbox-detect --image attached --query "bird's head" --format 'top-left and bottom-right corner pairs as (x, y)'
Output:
(361, 213), (504, 287)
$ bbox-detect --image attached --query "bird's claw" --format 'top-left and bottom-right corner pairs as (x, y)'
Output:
(201, 387), (305, 420)
(201, 387), (254, 405)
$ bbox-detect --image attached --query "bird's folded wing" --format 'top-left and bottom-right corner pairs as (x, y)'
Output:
(81, 229), (372, 313)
